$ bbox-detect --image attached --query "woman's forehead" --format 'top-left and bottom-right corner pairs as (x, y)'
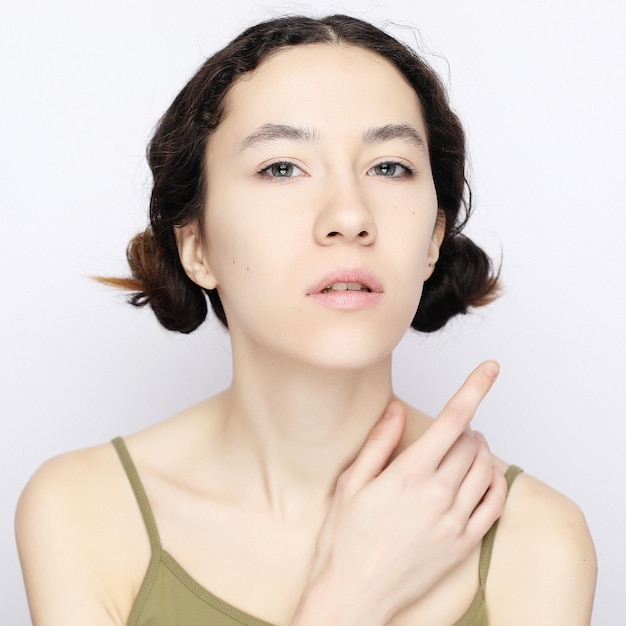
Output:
(216, 43), (426, 143)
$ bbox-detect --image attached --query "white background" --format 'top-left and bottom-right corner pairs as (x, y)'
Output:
(2, 1), (624, 623)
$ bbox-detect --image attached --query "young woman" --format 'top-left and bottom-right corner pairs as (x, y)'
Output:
(16, 15), (596, 626)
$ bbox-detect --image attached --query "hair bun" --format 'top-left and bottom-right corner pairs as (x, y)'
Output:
(412, 234), (500, 332)
(124, 227), (208, 333)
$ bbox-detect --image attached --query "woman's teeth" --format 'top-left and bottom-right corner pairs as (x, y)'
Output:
(322, 282), (371, 293)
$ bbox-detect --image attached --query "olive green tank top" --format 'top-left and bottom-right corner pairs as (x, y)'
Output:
(112, 437), (522, 626)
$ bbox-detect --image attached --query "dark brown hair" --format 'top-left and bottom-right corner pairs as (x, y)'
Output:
(105, 14), (499, 333)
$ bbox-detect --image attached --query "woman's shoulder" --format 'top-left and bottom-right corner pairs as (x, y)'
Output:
(16, 441), (148, 625)
(400, 401), (596, 623)
(487, 470), (597, 624)
(13, 394), (223, 626)
(16, 394), (225, 533)
(19, 439), (120, 491)
(16, 442), (126, 542)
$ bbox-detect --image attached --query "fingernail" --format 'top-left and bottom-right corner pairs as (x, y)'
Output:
(484, 360), (500, 380)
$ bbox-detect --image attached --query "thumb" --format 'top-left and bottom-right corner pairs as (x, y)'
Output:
(336, 400), (406, 499)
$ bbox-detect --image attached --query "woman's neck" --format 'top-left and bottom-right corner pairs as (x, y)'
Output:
(218, 347), (395, 520)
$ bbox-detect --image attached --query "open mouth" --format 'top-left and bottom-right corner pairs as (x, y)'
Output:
(321, 282), (372, 293)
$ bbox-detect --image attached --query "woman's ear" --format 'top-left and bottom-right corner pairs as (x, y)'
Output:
(425, 211), (446, 280)
(175, 222), (218, 290)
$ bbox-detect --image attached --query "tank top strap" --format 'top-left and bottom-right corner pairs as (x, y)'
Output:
(478, 464), (523, 589)
(111, 436), (162, 551)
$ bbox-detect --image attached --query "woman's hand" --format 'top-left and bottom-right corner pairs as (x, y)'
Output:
(291, 361), (507, 626)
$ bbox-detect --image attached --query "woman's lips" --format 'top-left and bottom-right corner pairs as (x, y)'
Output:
(307, 269), (384, 310)
(308, 290), (383, 310)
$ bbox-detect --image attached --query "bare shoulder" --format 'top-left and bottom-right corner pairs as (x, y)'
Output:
(17, 444), (120, 552)
(15, 396), (227, 625)
(487, 470), (597, 625)
(16, 443), (149, 626)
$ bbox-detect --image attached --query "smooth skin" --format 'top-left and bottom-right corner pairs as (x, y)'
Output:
(293, 363), (508, 625)
(16, 44), (596, 626)
(16, 364), (596, 625)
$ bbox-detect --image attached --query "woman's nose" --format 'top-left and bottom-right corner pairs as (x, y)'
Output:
(313, 176), (377, 246)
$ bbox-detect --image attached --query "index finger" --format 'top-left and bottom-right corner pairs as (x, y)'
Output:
(413, 360), (499, 469)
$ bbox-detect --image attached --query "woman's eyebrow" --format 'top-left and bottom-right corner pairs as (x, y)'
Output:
(238, 123), (425, 152)
(363, 124), (426, 152)
(239, 124), (318, 151)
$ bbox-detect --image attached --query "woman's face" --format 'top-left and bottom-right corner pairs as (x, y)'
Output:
(185, 44), (442, 369)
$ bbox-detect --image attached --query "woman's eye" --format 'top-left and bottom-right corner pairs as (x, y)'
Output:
(258, 161), (304, 179)
(368, 161), (415, 178)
